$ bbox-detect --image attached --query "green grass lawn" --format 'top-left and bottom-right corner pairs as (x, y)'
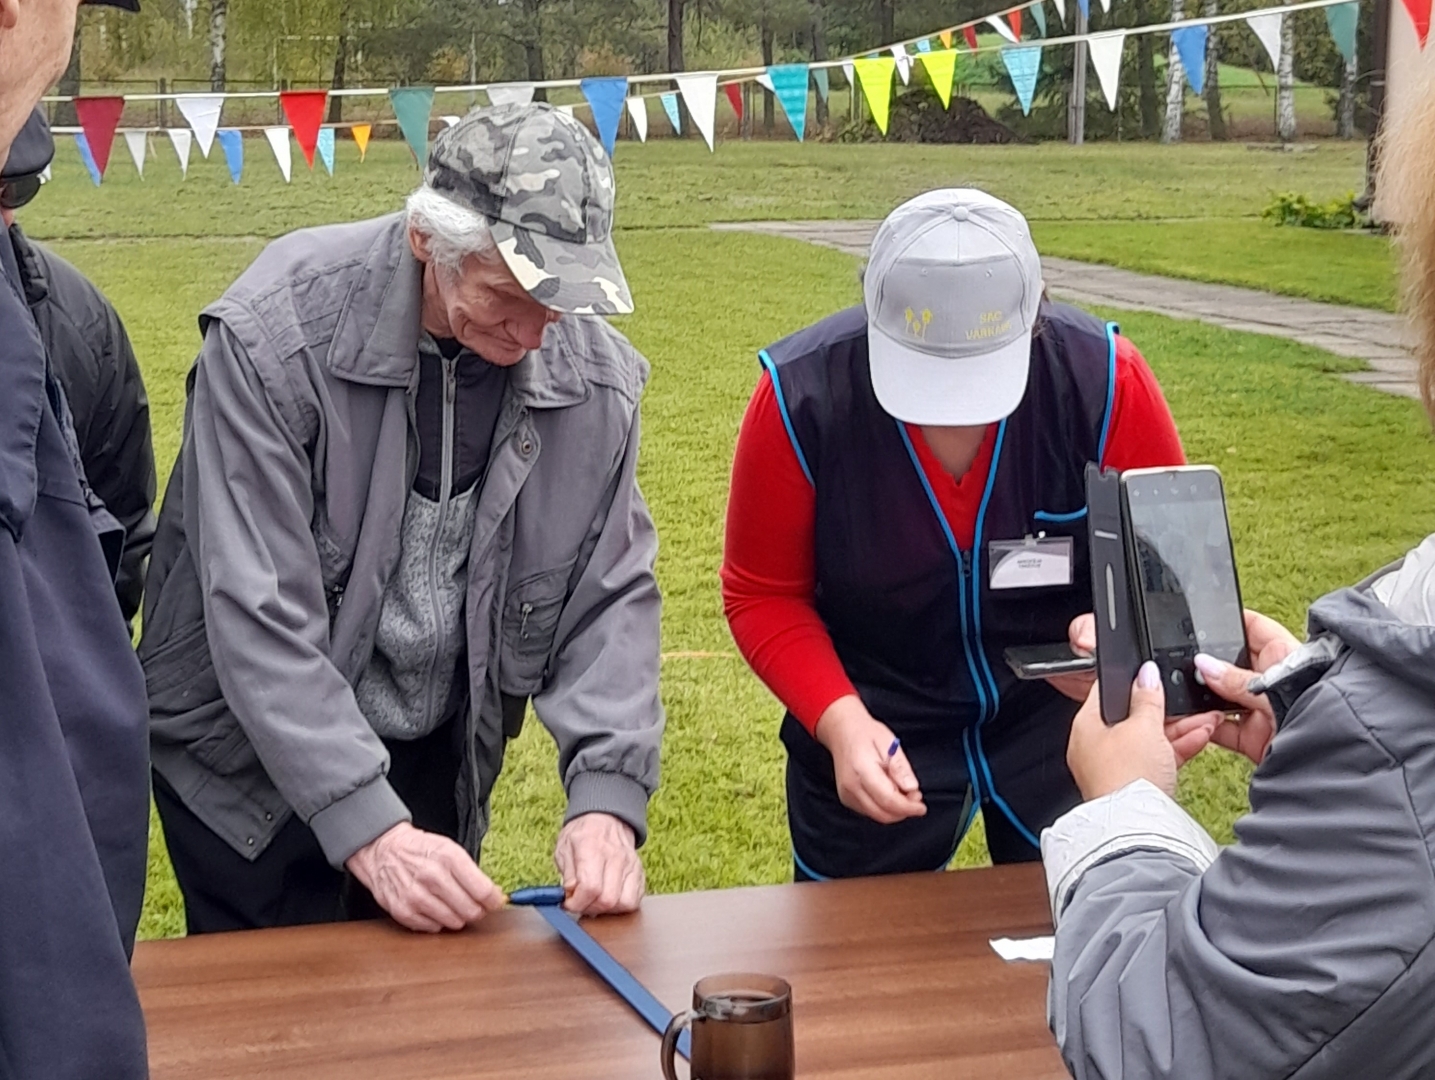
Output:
(23, 138), (1432, 940)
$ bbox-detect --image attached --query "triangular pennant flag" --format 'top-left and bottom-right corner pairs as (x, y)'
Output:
(757, 71), (775, 92)
(1053, 0), (1066, 24)
(166, 128), (192, 179)
(814, 68), (830, 102)
(891, 43), (912, 84)
(939, 30), (953, 48)
(123, 130), (147, 178)
(919, 49), (958, 109)
(963, 25), (980, 50)
(279, 89), (326, 169)
(723, 82), (744, 121)
(768, 64), (810, 140)
(676, 71), (718, 151)
(580, 76), (629, 155)
(842, 59), (855, 85)
(1077, 0), (1090, 20)
(440, 114), (461, 127)
(557, 104), (575, 116)
(1402, 0), (1432, 47)
(1171, 24), (1208, 95)
(216, 128), (243, 184)
(1010, 9), (1023, 39)
(660, 91), (682, 134)
(74, 96), (124, 179)
(39, 165), (51, 184)
(1099, 0), (1111, 10)
(351, 123), (372, 160)
(916, 38), (932, 53)
(1325, 2), (1359, 63)
(388, 86), (435, 165)
(316, 127), (335, 175)
(852, 55), (897, 134)
(1088, 31), (1127, 110)
(74, 133), (102, 187)
(1246, 12), (1283, 69)
(1030, 1), (1047, 38)
(264, 127), (292, 183)
(1002, 46), (1042, 115)
(176, 94), (223, 158)
(626, 96), (649, 141)
(487, 83), (535, 107)
(986, 15), (1019, 44)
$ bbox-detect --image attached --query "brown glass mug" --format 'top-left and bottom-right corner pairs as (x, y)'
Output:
(660, 973), (794, 1080)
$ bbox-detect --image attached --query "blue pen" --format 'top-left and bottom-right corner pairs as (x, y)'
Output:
(887, 737), (901, 761)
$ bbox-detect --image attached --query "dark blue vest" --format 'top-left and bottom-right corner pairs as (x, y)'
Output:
(762, 299), (1116, 851)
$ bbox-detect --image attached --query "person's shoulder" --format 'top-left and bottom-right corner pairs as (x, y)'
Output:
(764, 305), (867, 367)
(218, 213), (404, 314)
(27, 239), (116, 335)
(546, 315), (649, 403)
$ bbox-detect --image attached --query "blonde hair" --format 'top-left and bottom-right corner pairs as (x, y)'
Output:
(1378, 65), (1435, 420)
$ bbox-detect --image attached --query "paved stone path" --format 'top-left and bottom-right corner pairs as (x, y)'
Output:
(712, 220), (1419, 400)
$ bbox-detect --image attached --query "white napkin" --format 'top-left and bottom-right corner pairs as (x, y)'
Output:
(989, 935), (1055, 962)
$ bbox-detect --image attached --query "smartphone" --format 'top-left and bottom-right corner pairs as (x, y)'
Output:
(1085, 464), (1142, 723)
(1120, 466), (1250, 715)
(1004, 643), (1096, 681)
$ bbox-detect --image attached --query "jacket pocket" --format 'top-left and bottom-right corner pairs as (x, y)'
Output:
(143, 620), (261, 778)
(499, 564), (572, 695)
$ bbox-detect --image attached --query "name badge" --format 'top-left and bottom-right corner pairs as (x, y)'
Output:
(988, 537), (1074, 590)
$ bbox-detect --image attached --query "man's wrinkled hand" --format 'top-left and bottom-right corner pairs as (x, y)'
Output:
(554, 813), (645, 916)
(815, 695), (926, 825)
(346, 821), (506, 933)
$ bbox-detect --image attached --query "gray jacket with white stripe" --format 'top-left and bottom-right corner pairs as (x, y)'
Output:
(1044, 534), (1435, 1080)
(139, 212), (663, 867)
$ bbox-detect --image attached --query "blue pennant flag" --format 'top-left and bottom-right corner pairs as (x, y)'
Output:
(659, 91), (682, 134)
(1002, 45), (1043, 116)
(74, 132), (102, 186)
(1077, 0), (1090, 18)
(580, 76), (629, 155)
(216, 128), (244, 184)
(1171, 25), (1208, 95)
(915, 38), (932, 52)
(1325, 1), (1358, 65)
(1030, 1), (1047, 38)
(813, 68), (830, 102)
(316, 126), (335, 175)
(768, 64), (810, 141)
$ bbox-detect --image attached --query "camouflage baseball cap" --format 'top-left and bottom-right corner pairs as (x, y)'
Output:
(425, 103), (633, 316)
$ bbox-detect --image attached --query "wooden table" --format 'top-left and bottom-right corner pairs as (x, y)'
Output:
(135, 864), (1065, 1079)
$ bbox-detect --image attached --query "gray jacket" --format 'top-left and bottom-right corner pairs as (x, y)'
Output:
(139, 212), (663, 867)
(1044, 534), (1435, 1080)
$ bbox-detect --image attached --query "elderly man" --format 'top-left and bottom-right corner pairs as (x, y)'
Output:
(0, 0), (149, 1075)
(141, 104), (663, 934)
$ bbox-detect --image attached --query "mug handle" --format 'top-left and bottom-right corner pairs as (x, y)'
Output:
(661, 1010), (697, 1080)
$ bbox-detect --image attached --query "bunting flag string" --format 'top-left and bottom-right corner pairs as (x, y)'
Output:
(675, 72), (718, 151)
(580, 76), (628, 155)
(352, 123), (372, 160)
(1247, 11), (1284, 69)
(659, 91), (682, 135)
(1171, 24), (1208, 94)
(842, 59), (856, 85)
(626, 96), (650, 141)
(175, 94), (222, 157)
(918, 49), (959, 109)
(1002, 45), (1043, 115)
(1325, 1), (1358, 62)
(216, 128), (243, 184)
(1402, 0), (1432, 47)
(891, 42), (913, 84)
(916, 38), (933, 52)
(813, 68), (831, 103)
(963, 24), (980, 49)
(388, 86), (434, 163)
(74, 133), (102, 186)
(1053, 0), (1066, 25)
(1011, 9), (1024, 38)
(939, 30), (954, 47)
(852, 55), (897, 134)
(487, 83), (535, 107)
(166, 128), (192, 178)
(1030, 2), (1047, 39)
(280, 90), (327, 168)
(768, 64), (810, 141)
(265, 126), (293, 182)
(1088, 31), (1127, 110)
(986, 15), (1020, 43)
(74, 96), (124, 180)
(723, 81), (744, 121)
(123, 130), (147, 177)
(317, 127), (336, 175)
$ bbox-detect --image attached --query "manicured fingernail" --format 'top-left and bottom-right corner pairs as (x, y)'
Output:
(1137, 661), (1161, 690)
(1194, 654), (1228, 682)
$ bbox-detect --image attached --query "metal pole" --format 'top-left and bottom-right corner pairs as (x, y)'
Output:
(1069, 8), (1088, 144)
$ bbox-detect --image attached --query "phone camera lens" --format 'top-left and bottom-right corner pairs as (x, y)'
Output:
(1170, 669), (1184, 685)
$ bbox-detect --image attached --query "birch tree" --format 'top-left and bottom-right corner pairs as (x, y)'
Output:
(209, 0), (227, 91)
(1161, 0), (1185, 143)
(1202, 0), (1225, 139)
(1336, 47), (1356, 138)
(1276, 2), (1297, 142)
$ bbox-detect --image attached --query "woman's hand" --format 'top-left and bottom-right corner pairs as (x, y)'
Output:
(815, 695), (926, 824)
(1191, 609), (1301, 766)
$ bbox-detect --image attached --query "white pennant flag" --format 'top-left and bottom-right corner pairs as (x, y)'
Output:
(487, 83), (535, 107)
(123, 130), (148, 178)
(166, 128), (192, 178)
(842, 59), (855, 85)
(891, 42), (913, 84)
(175, 94), (223, 158)
(1088, 31), (1128, 111)
(264, 126), (292, 183)
(985, 15), (1020, 43)
(557, 104), (575, 116)
(675, 71), (718, 151)
(1246, 12), (1283, 70)
(1099, 0), (1111, 11)
(625, 96), (649, 142)
(756, 71), (775, 92)
(1052, 0), (1066, 23)
(440, 114), (461, 127)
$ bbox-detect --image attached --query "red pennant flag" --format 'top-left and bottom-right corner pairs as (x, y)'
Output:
(963, 25), (980, 50)
(1402, 0), (1432, 47)
(723, 82), (744, 122)
(73, 96), (125, 179)
(280, 90), (328, 169)
(1009, 9), (1022, 38)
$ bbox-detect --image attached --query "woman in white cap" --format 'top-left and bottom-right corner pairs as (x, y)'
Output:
(722, 188), (1186, 880)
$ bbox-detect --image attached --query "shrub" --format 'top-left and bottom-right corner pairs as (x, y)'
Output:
(1262, 191), (1366, 229)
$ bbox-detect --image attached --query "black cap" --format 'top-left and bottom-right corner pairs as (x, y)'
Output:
(1, 109), (54, 181)
(82, 0), (141, 9)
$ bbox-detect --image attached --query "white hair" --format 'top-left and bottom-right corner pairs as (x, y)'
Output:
(405, 185), (503, 272)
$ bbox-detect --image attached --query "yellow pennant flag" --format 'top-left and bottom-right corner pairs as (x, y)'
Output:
(918, 49), (958, 109)
(939, 29), (954, 48)
(852, 55), (897, 135)
(351, 123), (372, 161)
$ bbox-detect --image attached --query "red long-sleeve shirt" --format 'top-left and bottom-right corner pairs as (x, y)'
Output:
(721, 335), (1185, 736)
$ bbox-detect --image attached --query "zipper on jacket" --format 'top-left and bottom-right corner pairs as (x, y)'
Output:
(519, 601), (534, 639)
(420, 355), (459, 730)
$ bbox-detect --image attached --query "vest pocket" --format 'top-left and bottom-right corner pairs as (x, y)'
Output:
(499, 564), (572, 695)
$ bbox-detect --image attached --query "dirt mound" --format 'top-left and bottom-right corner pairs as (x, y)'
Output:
(887, 94), (1026, 144)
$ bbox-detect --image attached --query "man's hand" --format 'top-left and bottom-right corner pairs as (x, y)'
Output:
(345, 821), (506, 933)
(1192, 609), (1301, 766)
(1068, 662), (1223, 800)
(1047, 613), (1099, 702)
(814, 695), (926, 824)
(554, 813), (645, 916)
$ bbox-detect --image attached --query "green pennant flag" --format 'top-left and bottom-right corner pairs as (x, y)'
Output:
(918, 49), (959, 109)
(1030, 1), (1048, 38)
(1325, 1), (1358, 65)
(389, 86), (435, 166)
(852, 55), (897, 134)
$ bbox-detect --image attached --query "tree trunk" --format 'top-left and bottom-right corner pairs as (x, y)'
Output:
(328, 16), (348, 124)
(1276, 2), (1296, 142)
(1336, 45), (1356, 138)
(1162, 0), (1186, 142)
(811, 0), (829, 129)
(761, 18), (775, 133)
(878, 0), (895, 43)
(1136, 8), (1160, 139)
(523, 0), (547, 102)
(1202, 0), (1225, 140)
(55, 19), (82, 127)
(209, 0), (227, 92)
(668, 0), (687, 136)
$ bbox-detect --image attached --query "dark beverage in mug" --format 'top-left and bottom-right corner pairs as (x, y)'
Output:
(661, 974), (794, 1080)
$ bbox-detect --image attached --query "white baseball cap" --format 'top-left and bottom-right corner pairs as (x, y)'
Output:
(864, 189), (1043, 426)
